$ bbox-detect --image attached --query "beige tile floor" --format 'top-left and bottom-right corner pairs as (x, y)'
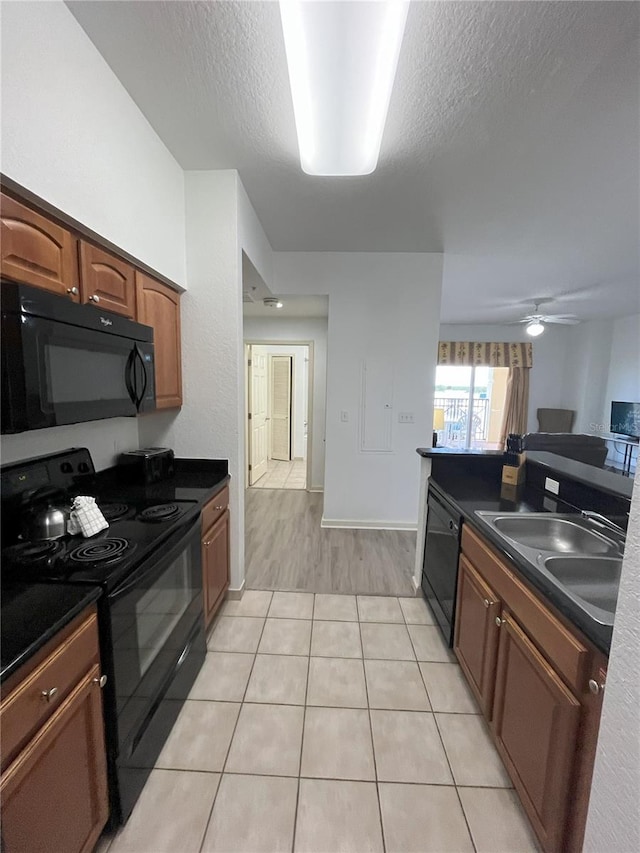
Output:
(99, 592), (540, 853)
(251, 459), (307, 490)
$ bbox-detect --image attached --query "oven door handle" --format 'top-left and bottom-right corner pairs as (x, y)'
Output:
(108, 514), (201, 602)
(125, 348), (137, 406)
(133, 344), (148, 410)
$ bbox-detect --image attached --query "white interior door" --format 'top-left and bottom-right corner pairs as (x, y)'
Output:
(248, 346), (268, 484)
(271, 356), (292, 461)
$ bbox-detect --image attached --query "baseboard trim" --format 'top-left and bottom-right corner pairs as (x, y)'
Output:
(321, 517), (417, 531)
(308, 487), (324, 493)
(226, 580), (245, 600)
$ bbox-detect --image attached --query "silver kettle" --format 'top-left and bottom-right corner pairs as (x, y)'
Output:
(22, 488), (70, 540)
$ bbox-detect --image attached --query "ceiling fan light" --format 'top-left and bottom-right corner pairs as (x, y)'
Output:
(264, 297), (284, 309)
(526, 320), (545, 337)
(279, 0), (409, 176)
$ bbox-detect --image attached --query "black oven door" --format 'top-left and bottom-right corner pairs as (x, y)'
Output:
(3, 313), (155, 432)
(106, 515), (205, 822)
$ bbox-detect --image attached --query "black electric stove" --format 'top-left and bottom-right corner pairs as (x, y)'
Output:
(1, 448), (206, 828)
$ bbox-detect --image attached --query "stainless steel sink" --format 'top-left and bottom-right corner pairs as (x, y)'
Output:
(490, 515), (619, 556)
(543, 556), (622, 615)
(475, 511), (625, 626)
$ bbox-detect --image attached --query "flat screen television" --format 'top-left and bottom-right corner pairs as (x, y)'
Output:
(610, 401), (640, 439)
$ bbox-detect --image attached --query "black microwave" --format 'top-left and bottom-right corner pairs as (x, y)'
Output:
(1, 281), (155, 434)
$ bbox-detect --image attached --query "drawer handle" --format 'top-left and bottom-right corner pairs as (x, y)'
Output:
(93, 675), (108, 688)
(41, 687), (58, 701)
(67, 286), (78, 295)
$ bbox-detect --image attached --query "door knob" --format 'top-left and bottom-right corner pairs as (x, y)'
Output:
(89, 295), (100, 303)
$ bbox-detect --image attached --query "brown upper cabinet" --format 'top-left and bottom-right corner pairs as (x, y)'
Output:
(135, 272), (183, 409)
(0, 193), (79, 299)
(79, 241), (136, 318)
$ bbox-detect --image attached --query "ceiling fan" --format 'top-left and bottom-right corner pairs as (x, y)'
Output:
(510, 301), (580, 337)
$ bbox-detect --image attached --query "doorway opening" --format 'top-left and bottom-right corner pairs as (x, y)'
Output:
(245, 342), (312, 490)
(434, 365), (510, 449)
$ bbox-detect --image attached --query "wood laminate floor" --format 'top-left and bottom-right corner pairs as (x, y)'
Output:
(245, 489), (417, 595)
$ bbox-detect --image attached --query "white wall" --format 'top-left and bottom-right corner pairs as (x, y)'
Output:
(274, 252), (443, 527)
(0, 418), (139, 472)
(0, 0), (186, 284)
(252, 345), (308, 460)
(561, 319), (614, 435)
(584, 477), (640, 852)
(604, 314), (640, 422)
(139, 170), (245, 588)
(439, 324), (574, 433)
(243, 316), (328, 489)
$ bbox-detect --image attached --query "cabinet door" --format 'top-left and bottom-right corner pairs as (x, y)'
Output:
(492, 613), (580, 852)
(203, 509), (230, 629)
(1, 664), (109, 853)
(79, 241), (136, 317)
(1, 194), (79, 298)
(135, 272), (182, 408)
(454, 555), (501, 716)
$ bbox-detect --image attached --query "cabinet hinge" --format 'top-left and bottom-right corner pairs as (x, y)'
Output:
(248, 359), (252, 366)
(248, 412), (252, 420)
(248, 464), (252, 471)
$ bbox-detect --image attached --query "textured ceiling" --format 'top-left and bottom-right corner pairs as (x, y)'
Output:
(67, 1), (639, 322)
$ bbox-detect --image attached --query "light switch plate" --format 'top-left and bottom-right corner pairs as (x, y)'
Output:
(398, 412), (415, 424)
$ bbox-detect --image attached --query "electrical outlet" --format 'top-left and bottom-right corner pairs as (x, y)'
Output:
(545, 477), (560, 495)
(340, 410), (349, 423)
(398, 412), (415, 424)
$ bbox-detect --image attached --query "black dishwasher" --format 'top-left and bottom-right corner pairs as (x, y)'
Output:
(421, 486), (463, 646)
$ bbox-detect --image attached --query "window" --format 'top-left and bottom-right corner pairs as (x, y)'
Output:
(434, 365), (509, 449)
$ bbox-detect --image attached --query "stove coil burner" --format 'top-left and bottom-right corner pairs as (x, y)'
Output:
(100, 503), (129, 523)
(139, 503), (180, 523)
(4, 539), (63, 566)
(69, 537), (134, 565)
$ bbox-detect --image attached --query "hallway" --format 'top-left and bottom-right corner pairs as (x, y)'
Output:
(245, 490), (416, 595)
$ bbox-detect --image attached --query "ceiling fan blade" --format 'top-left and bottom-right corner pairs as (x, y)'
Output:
(544, 317), (580, 325)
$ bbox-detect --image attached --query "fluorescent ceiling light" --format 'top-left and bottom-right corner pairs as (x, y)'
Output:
(526, 320), (545, 337)
(280, 0), (409, 176)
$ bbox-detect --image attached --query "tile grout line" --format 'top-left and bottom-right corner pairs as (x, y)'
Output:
(196, 592), (273, 853)
(359, 612), (387, 853)
(291, 592), (314, 853)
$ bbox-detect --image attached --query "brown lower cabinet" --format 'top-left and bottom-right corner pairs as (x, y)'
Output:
(202, 487), (231, 629)
(454, 525), (607, 853)
(0, 607), (109, 853)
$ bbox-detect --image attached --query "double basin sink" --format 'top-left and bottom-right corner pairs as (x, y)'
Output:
(475, 512), (625, 626)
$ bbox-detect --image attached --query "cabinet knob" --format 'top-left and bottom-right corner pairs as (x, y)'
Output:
(214, 506), (224, 511)
(66, 286), (78, 295)
(41, 687), (58, 701)
(588, 678), (605, 695)
(93, 674), (108, 688)
(483, 599), (497, 608)
(495, 616), (504, 627)
(89, 295), (100, 303)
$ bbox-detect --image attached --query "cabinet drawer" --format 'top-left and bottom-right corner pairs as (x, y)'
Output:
(201, 485), (230, 533)
(1, 610), (100, 768)
(461, 525), (590, 693)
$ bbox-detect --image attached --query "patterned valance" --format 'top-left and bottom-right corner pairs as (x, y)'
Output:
(438, 341), (533, 368)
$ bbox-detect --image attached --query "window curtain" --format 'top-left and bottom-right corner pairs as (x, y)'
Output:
(499, 367), (530, 446)
(438, 341), (533, 368)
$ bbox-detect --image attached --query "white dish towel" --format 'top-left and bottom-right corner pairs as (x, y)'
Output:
(68, 496), (109, 537)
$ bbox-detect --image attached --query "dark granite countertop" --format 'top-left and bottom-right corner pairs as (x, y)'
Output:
(417, 447), (505, 458)
(1, 583), (101, 684)
(525, 451), (634, 500)
(95, 457), (230, 509)
(427, 471), (615, 655)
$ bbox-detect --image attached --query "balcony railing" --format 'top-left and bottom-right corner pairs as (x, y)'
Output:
(434, 396), (490, 447)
